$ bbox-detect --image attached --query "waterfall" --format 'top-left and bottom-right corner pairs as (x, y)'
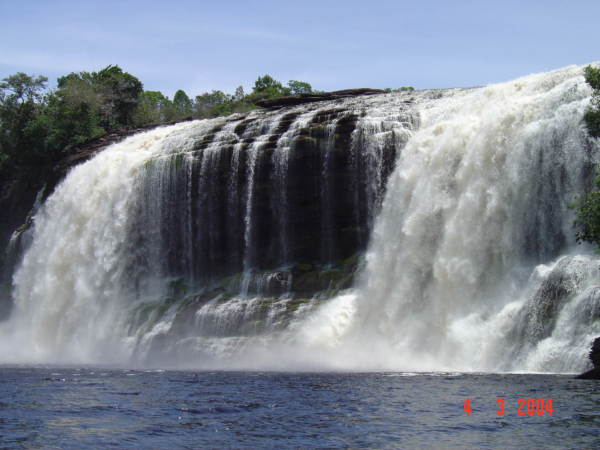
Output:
(1, 64), (599, 372)
(308, 64), (598, 372)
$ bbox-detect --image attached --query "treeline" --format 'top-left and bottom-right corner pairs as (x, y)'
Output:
(0, 66), (316, 184)
(137, 75), (317, 123)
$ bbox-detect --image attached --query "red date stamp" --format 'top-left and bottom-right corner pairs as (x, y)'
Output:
(463, 398), (553, 416)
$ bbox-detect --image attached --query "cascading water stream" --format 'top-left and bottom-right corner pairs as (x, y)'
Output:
(318, 113), (343, 263)
(1, 64), (599, 372)
(271, 110), (317, 265)
(301, 65), (599, 372)
(350, 103), (418, 244)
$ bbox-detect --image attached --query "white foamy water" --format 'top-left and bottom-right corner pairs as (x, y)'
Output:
(303, 65), (600, 372)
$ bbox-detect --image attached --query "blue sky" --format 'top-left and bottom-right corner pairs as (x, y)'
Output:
(1, 0), (598, 98)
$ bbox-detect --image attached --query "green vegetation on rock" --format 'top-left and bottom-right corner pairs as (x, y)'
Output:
(384, 86), (415, 92)
(570, 65), (600, 252)
(251, 75), (316, 100)
(570, 174), (600, 253)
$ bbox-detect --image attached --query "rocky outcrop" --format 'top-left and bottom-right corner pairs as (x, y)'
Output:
(254, 88), (388, 109)
(576, 337), (600, 379)
(142, 254), (364, 354)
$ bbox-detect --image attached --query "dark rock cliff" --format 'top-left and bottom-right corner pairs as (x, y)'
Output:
(576, 337), (600, 379)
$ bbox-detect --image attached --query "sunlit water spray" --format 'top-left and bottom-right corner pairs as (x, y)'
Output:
(1, 65), (599, 372)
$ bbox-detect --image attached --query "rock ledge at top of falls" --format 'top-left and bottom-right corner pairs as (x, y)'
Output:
(254, 88), (389, 108)
(576, 337), (600, 379)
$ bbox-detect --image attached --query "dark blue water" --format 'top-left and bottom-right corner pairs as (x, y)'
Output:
(0, 367), (598, 449)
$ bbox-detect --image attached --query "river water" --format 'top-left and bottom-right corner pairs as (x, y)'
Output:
(0, 367), (597, 449)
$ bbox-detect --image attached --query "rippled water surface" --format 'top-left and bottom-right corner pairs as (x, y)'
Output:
(0, 367), (598, 449)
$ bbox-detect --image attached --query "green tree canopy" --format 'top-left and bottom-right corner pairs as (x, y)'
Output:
(287, 80), (313, 95)
(0, 73), (48, 104)
(134, 91), (174, 124)
(0, 73), (49, 171)
(233, 86), (245, 102)
(173, 89), (192, 115)
(194, 90), (234, 118)
(570, 175), (600, 253)
(252, 75), (290, 98)
(57, 65), (143, 128)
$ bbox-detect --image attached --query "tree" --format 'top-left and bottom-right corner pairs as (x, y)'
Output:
(173, 89), (192, 118)
(0, 65), (146, 180)
(252, 75), (290, 98)
(384, 86), (415, 93)
(57, 65), (143, 129)
(194, 90), (233, 118)
(57, 74), (103, 111)
(0, 73), (48, 103)
(0, 73), (49, 172)
(93, 65), (143, 127)
(37, 90), (104, 156)
(252, 74), (280, 93)
(287, 80), (313, 95)
(570, 175), (600, 253)
(134, 91), (175, 124)
(233, 86), (245, 102)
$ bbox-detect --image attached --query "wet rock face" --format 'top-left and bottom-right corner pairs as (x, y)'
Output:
(591, 338), (600, 367)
